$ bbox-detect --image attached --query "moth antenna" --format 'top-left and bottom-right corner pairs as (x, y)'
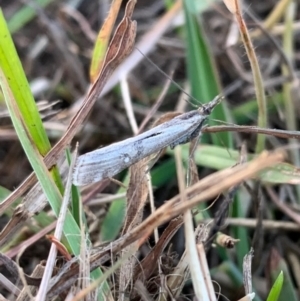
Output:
(210, 119), (239, 126)
(135, 47), (202, 107)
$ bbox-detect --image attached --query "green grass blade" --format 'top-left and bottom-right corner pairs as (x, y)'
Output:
(269, 250), (297, 301)
(7, 0), (55, 34)
(168, 144), (300, 184)
(0, 9), (64, 193)
(0, 68), (111, 300)
(0, 68), (80, 254)
(232, 192), (250, 269)
(100, 175), (128, 241)
(183, 0), (232, 148)
(267, 271), (284, 301)
(66, 150), (81, 226)
(0, 10), (50, 154)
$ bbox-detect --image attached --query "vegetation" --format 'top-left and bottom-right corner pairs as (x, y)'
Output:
(0, 0), (299, 300)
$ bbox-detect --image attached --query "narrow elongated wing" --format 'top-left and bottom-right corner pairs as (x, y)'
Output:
(73, 110), (205, 186)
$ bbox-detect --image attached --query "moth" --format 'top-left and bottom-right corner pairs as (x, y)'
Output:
(72, 96), (222, 186)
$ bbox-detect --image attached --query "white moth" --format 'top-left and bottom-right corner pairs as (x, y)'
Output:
(73, 96), (221, 186)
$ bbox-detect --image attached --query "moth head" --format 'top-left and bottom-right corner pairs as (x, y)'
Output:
(198, 95), (223, 115)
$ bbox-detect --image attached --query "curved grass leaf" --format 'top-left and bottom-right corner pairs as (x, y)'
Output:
(168, 144), (300, 184)
(267, 271), (284, 301)
(0, 10), (51, 154)
(0, 67), (81, 253)
(183, 0), (233, 148)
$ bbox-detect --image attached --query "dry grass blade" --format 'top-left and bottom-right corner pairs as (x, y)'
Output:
(46, 150), (284, 296)
(209, 218), (300, 231)
(122, 161), (149, 235)
(90, 0), (123, 82)
(267, 186), (300, 226)
(165, 224), (208, 299)
(0, 273), (20, 298)
(17, 263), (45, 301)
(134, 280), (153, 301)
(1, 1), (300, 300)
(0, 253), (22, 289)
(197, 243), (216, 301)
(203, 125), (300, 140)
(0, 253), (42, 290)
(78, 229), (94, 301)
(0, 205), (31, 247)
(157, 126), (202, 300)
(237, 293), (256, 301)
(174, 145), (210, 301)
(223, 0), (267, 153)
(168, 152), (284, 219)
(71, 246), (136, 301)
(188, 138), (200, 186)
(0, 294), (10, 301)
(239, 248), (256, 301)
(243, 248), (254, 295)
(133, 217), (183, 283)
(118, 158), (149, 299)
(205, 143), (247, 250)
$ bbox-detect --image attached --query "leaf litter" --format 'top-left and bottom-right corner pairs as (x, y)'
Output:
(0, 0), (300, 300)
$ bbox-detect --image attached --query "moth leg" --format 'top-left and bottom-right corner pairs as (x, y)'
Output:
(145, 149), (165, 173)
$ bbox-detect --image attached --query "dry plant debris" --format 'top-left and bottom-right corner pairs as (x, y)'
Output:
(0, 0), (300, 300)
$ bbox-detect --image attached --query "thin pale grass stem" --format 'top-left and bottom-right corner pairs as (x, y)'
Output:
(197, 244), (217, 301)
(249, 20), (300, 40)
(35, 145), (78, 301)
(287, 253), (300, 290)
(147, 173), (159, 243)
(282, 1), (300, 198)
(87, 192), (127, 206)
(121, 74), (139, 134)
(0, 273), (20, 296)
(237, 293), (256, 301)
(266, 186), (300, 226)
(72, 247), (135, 301)
(245, 9), (294, 80)
(5, 221), (56, 259)
(79, 200), (93, 297)
(121, 68), (160, 244)
(234, 0), (267, 153)
(134, 280), (154, 301)
(174, 147), (210, 301)
(208, 217), (300, 231)
(203, 125), (300, 139)
(254, 0), (292, 32)
(16, 247), (34, 300)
